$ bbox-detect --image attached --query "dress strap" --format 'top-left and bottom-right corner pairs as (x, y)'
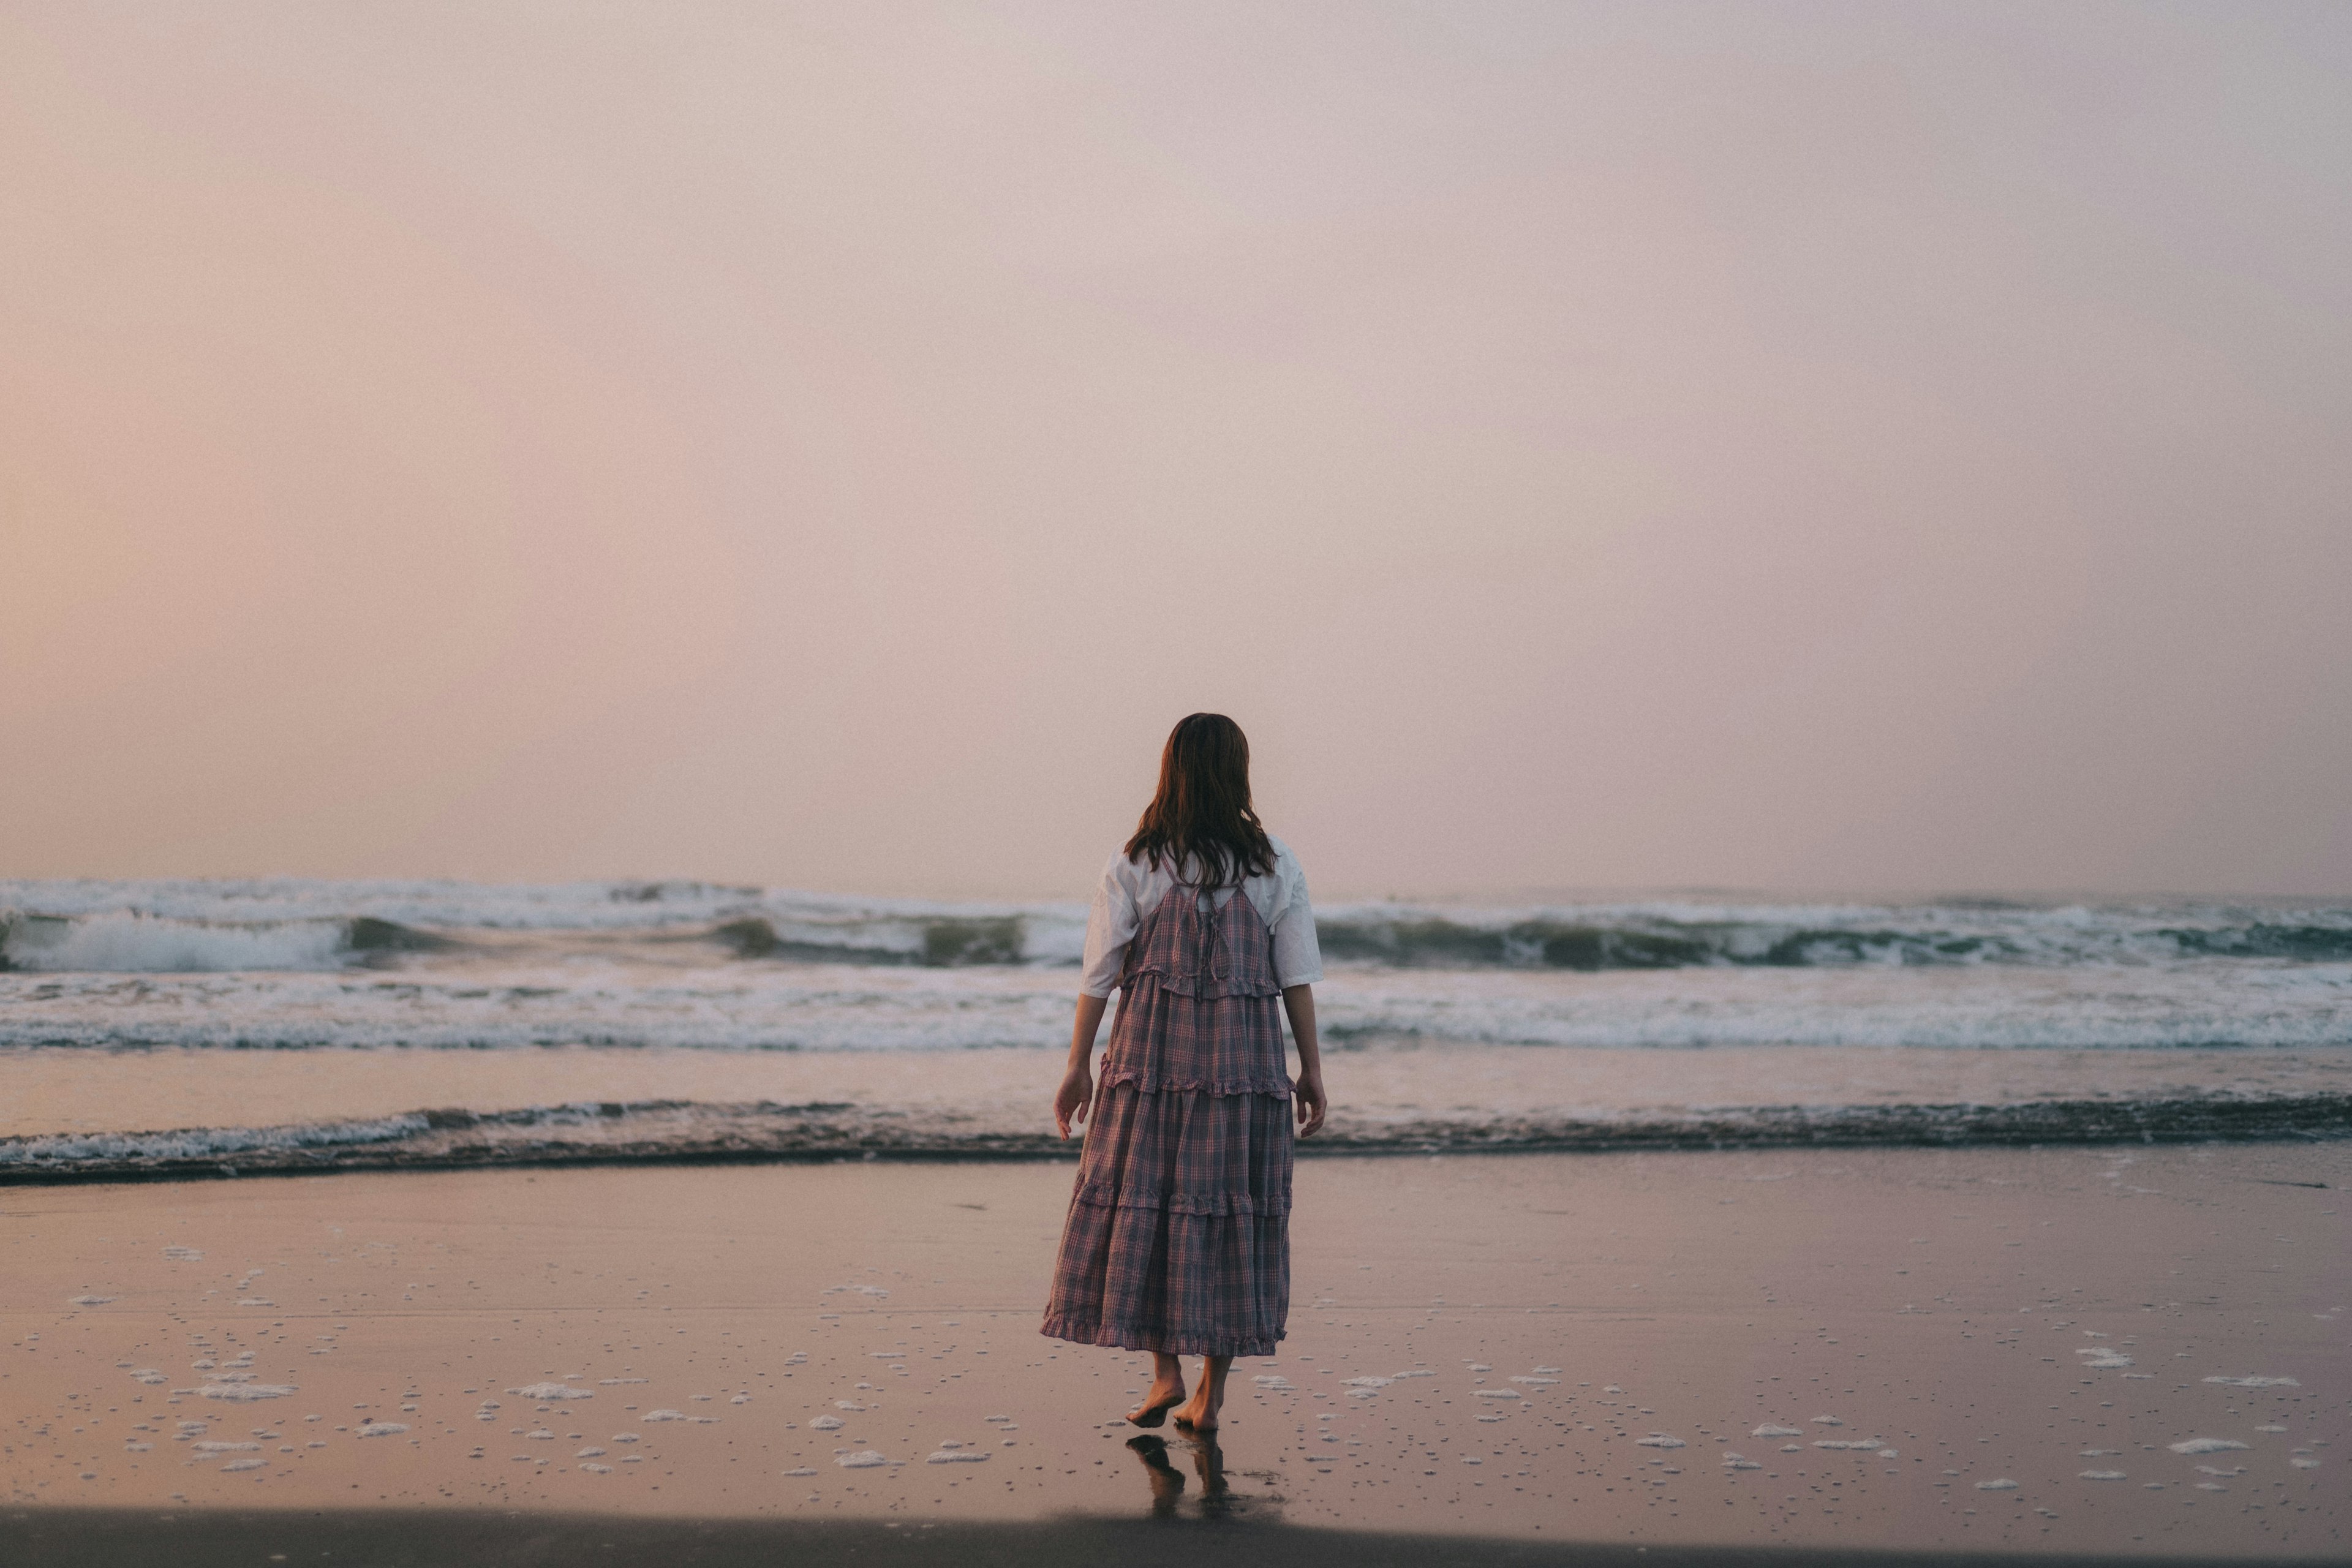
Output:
(1117, 867), (1277, 998)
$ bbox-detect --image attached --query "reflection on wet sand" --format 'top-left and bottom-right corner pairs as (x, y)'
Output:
(1128, 1434), (1235, 1520)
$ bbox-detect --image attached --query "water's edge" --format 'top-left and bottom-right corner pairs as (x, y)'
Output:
(5, 1093), (2345, 1185)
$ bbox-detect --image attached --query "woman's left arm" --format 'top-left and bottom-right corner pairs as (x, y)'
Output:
(1282, 984), (1326, 1137)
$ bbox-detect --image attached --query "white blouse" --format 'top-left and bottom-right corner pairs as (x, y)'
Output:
(1079, 834), (1324, 998)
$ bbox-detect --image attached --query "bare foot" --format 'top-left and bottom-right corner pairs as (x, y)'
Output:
(1170, 1392), (1221, 1432)
(1126, 1378), (1186, 1427)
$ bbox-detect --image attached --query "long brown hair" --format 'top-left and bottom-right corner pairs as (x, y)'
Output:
(1125, 713), (1276, 888)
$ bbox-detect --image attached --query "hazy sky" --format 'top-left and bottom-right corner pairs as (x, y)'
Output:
(4, 1), (2348, 899)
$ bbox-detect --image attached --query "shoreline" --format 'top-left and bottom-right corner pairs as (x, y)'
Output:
(4, 1092), (2348, 1186)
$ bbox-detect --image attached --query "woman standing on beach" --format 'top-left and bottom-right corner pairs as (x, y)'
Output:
(1041, 713), (1328, 1433)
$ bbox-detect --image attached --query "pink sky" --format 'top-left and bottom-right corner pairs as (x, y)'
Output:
(4, 2), (2348, 897)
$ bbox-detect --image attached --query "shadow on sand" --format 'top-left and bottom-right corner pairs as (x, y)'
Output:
(0, 1505), (2250, 1568)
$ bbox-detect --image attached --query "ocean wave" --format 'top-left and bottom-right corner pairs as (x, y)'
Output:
(6, 878), (2351, 975)
(1311, 911), (2352, 970)
(6, 1091), (2344, 1182)
(711, 914), (1031, 967)
(3, 957), (2349, 1050)
(0, 877), (776, 931)
(0, 911), (455, 973)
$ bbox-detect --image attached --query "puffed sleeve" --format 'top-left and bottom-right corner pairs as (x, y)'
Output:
(1078, 853), (1140, 998)
(1269, 853), (1324, 987)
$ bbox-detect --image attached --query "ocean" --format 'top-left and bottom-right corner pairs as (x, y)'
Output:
(4, 878), (2348, 1178)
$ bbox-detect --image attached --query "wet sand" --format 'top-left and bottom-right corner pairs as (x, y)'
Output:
(12, 1042), (2350, 1145)
(3, 1145), (2344, 1562)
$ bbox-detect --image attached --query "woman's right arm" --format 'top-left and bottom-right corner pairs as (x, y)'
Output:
(1054, 993), (1108, 1139)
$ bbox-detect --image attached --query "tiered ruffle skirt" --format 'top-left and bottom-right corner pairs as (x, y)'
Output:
(1041, 979), (1292, 1357)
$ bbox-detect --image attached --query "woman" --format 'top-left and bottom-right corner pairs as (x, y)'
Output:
(1041, 712), (1327, 1433)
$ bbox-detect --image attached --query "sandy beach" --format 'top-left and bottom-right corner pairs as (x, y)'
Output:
(5, 1143), (2343, 1562)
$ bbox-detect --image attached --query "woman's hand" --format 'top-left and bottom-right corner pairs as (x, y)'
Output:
(1056, 994), (1109, 1139)
(1281, 985), (1327, 1138)
(1293, 1068), (1327, 1137)
(1054, 1063), (1095, 1140)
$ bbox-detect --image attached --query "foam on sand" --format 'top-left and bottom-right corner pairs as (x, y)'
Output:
(2, 1114), (432, 1172)
(926, 1442), (989, 1464)
(2202, 1374), (2299, 1388)
(507, 1381), (593, 1400)
(835, 1450), (887, 1468)
(200, 1383), (296, 1401)
(2169, 1438), (2251, 1454)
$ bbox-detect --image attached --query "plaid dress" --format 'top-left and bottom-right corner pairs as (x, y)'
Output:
(1040, 881), (1293, 1357)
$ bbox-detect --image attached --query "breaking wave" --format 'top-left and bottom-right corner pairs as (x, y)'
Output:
(1313, 910), (2352, 970)
(710, 914), (1030, 967)
(0, 911), (453, 973)
(6, 877), (2352, 974)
